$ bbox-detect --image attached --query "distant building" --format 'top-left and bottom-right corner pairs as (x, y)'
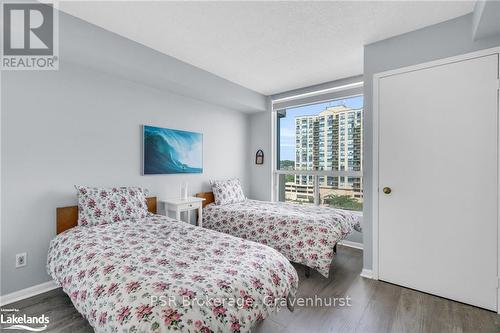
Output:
(286, 105), (363, 203)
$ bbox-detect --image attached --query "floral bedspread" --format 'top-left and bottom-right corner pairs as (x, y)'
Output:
(203, 200), (361, 278)
(47, 214), (298, 333)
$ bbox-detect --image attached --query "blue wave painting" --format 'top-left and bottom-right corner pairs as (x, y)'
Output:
(143, 125), (203, 174)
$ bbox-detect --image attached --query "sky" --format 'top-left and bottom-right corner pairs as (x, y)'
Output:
(279, 95), (363, 161)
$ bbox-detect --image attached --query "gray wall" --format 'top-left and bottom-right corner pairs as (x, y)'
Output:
(363, 13), (500, 270)
(0, 62), (251, 296)
(473, 0), (500, 41)
(248, 110), (273, 201)
(58, 10), (266, 113)
(0, 11), (261, 296)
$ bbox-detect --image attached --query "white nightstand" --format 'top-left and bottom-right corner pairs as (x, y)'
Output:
(161, 197), (205, 227)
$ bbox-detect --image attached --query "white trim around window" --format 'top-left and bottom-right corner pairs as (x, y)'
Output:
(271, 80), (364, 205)
(275, 170), (362, 177)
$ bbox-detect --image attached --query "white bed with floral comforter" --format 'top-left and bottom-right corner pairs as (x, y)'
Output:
(47, 214), (298, 333)
(203, 200), (362, 278)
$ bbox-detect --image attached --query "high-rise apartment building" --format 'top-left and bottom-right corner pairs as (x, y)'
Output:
(286, 105), (363, 202)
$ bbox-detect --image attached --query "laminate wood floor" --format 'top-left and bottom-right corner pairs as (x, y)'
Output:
(3, 246), (499, 333)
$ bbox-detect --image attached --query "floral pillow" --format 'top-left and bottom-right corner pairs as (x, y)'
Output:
(210, 178), (246, 205)
(76, 186), (149, 226)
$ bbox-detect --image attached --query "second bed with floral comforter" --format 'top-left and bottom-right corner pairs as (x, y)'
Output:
(203, 200), (362, 278)
(47, 214), (298, 333)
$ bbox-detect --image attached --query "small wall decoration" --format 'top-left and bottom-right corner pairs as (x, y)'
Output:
(255, 149), (264, 165)
(143, 125), (203, 174)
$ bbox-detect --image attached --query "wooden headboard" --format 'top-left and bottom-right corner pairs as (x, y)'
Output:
(195, 192), (214, 207)
(56, 197), (157, 235)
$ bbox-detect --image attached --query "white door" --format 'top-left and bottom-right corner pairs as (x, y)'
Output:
(377, 53), (499, 311)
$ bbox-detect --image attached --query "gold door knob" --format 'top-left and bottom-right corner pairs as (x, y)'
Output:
(383, 187), (392, 194)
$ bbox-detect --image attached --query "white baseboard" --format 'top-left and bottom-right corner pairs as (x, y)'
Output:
(360, 269), (374, 279)
(0, 280), (59, 306)
(339, 240), (363, 250)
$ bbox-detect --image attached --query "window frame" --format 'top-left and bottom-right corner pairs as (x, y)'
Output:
(271, 84), (364, 208)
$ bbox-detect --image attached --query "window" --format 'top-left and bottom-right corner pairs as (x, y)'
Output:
(274, 94), (363, 211)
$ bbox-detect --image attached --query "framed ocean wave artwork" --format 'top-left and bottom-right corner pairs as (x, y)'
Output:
(143, 125), (203, 174)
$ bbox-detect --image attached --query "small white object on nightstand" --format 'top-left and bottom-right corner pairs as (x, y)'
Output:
(161, 197), (205, 227)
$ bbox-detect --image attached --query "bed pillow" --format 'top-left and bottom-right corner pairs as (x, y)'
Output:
(76, 186), (149, 226)
(210, 178), (246, 205)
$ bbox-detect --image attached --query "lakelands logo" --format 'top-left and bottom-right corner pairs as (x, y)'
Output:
(1, 308), (49, 331)
(1, 1), (59, 70)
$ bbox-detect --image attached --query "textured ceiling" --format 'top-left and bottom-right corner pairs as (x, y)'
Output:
(60, 1), (475, 95)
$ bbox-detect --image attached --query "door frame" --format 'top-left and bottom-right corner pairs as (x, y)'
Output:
(371, 47), (500, 313)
